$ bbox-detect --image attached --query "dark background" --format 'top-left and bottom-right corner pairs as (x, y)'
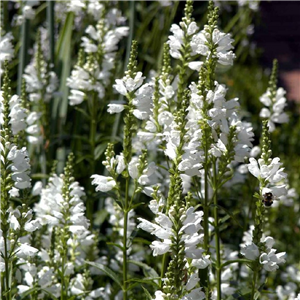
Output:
(255, 1), (300, 102)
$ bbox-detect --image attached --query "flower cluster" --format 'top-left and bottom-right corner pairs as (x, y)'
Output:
(0, 33), (14, 75)
(12, 0), (40, 26)
(138, 199), (209, 299)
(16, 166), (98, 298)
(240, 226), (286, 272)
(23, 30), (58, 145)
(248, 156), (287, 201)
(0, 92), (27, 136)
(259, 87), (289, 132)
(67, 7), (128, 106)
(109, 72), (154, 120)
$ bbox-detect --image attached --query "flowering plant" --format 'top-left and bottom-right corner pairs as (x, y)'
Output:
(1, 1), (300, 300)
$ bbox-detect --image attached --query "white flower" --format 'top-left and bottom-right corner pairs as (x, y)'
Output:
(7, 146), (31, 190)
(32, 181), (43, 196)
(276, 282), (297, 299)
(23, 5), (35, 19)
(259, 87), (289, 132)
(69, 90), (85, 106)
(240, 243), (259, 260)
(91, 175), (116, 192)
(153, 290), (167, 300)
(15, 244), (38, 258)
(181, 288), (206, 300)
(132, 83), (153, 120)
(107, 103), (125, 114)
(0, 93), (28, 135)
(0, 33), (14, 74)
(113, 72), (145, 96)
(191, 28), (235, 65)
(247, 157), (287, 198)
(259, 249), (286, 272)
(67, 0), (85, 13)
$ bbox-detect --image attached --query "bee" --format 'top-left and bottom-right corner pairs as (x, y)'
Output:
(262, 192), (274, 207)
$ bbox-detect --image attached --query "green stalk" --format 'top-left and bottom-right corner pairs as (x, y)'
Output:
(112, 1), (135, 140)
(122, 177), (130, 300)
(251, 262), (258, 300)
(199, 129), (210, 298)
(1, 1), (9, 33)
(160, 253), (168, 288)
(17, 19), (30, 95)
(1, 150), (11, 300)
(47, 1), (55, 68)
(213, 160), (222, 300)
(90, 92), (97, 174)
(3, 236), (10, 300)
(86, 92), (98, 226)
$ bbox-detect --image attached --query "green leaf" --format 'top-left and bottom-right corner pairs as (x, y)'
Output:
(128, 260), (159, 281)
(52, 12), (74, 169)
(130, 202), (145, 210)
(254, 291), (261, 300)
(254, 192), (261, 199)
(18, 286), (59, 300)
(126, 277), (160, 287)
(133, 237), (151, 246)
(94, 143), (107, 160)
(141, 286), (153, 300)
(106, 242), (124, 251)
(94, 210), (109, 226)
(74, 106), (91, 120)
(86, 261), (122, 288)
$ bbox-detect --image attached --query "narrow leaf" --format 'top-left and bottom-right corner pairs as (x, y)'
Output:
(86, 261), (122, 289)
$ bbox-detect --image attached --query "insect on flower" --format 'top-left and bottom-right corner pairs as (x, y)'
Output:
(262, 192), (274, 207)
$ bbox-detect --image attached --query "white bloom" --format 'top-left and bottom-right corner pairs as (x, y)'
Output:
(32, 181), (43, 196)
(181, 288), (206, 300)
(69, 90), (85, 106)
(191, 28), (235, 65)
(107, 103), (125, 114)
(247, 157), (287, 198)
(276, 282), (297, 299)
(259, 87), (289, 132)
(259, 249), (286, 272)
(67, 0), (85, 13)
(15, 244), (38, 258)
(91, 175), (116, 192)
(113, 72), (145, 96)
(9, 187), (19, 197)
(0, 33), (14, 74)
(0, 93), (28, 135)
(132, 83), (153, 120)
(7, 146), (31, 190)
(153, 290), (167, 300)
(240, 243), (259, 260)
(23, 5), (35, 19)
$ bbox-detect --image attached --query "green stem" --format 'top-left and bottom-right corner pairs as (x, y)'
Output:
(47, 1), (55, 68)
(251, 262), (258, 300)
(213, 160), (221, 300)
(160, 253), (168, 288)
(122, 177), (130, 300)
(220, 259), (252, 270)
(90, 92), (97, 173)
(60, 253), (66, 300)
(199, 136), (210, 298)
(3, 235), (11, 300)
(112, 1), (135, 140)
(87, 92), (97, 225)
(17, 19), (30, 95)
(1, 2), (9, 32)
